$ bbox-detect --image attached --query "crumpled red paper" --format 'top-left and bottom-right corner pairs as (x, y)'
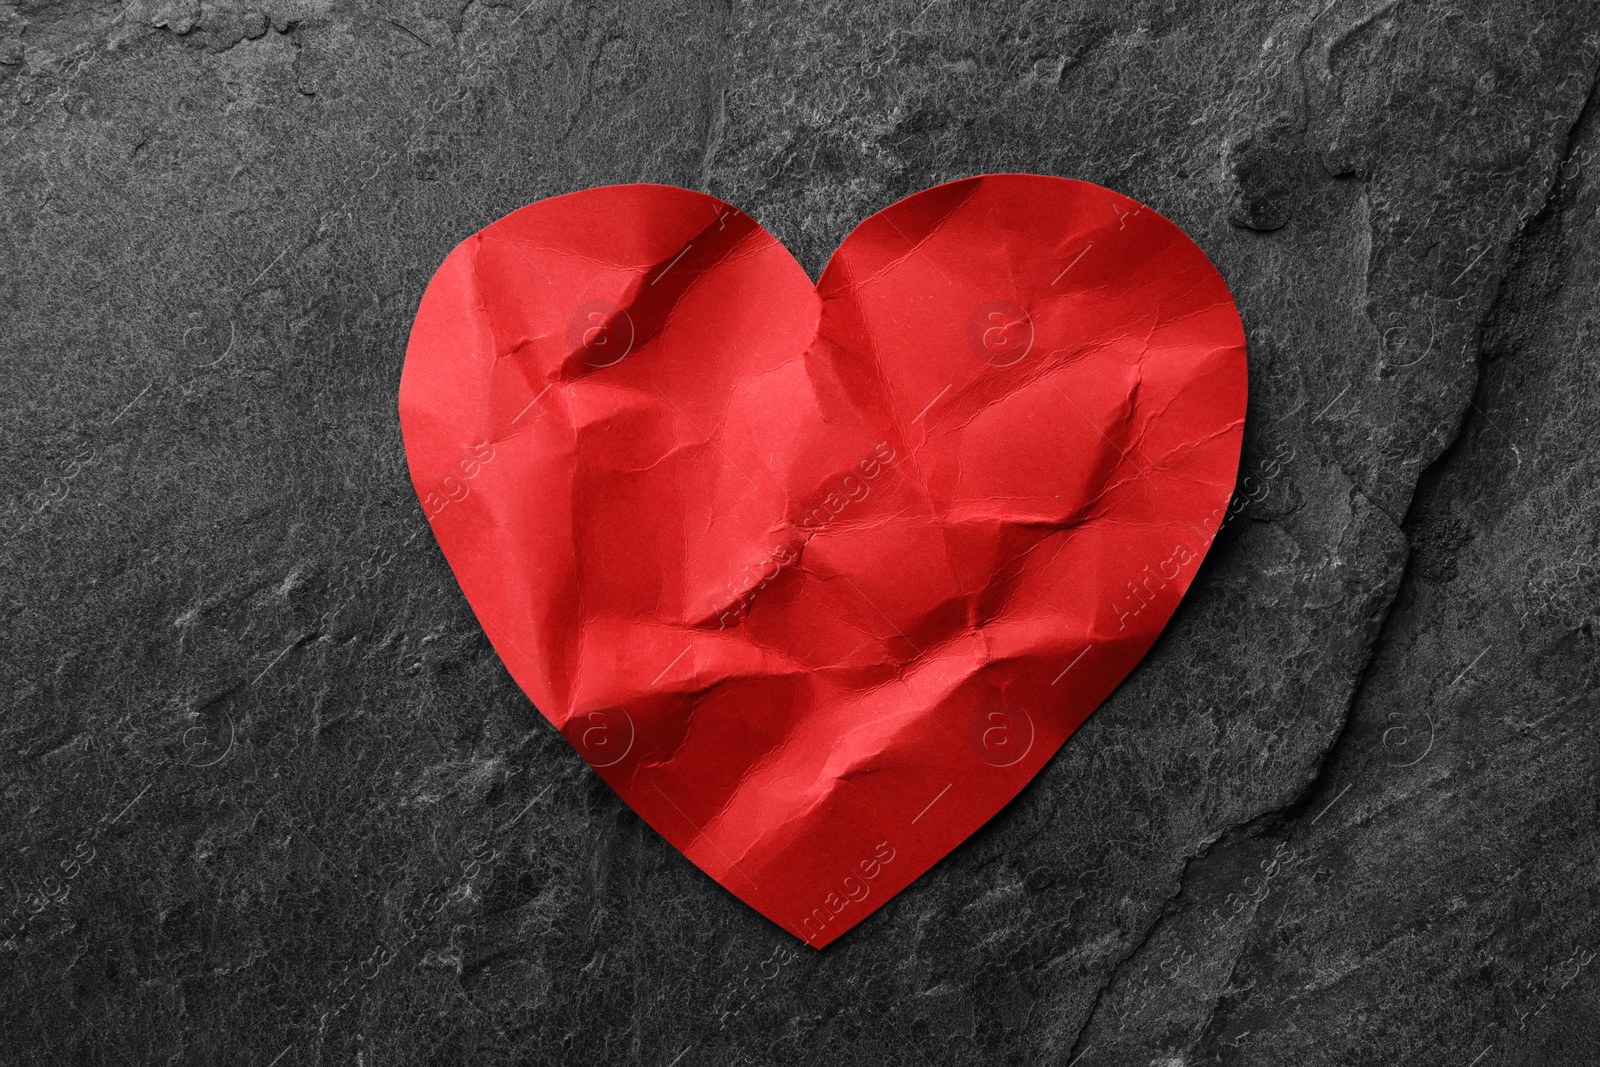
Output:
(400, 175), (1246, 947)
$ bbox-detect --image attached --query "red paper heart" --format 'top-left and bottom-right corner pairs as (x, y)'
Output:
(400, 176), (1246, 947)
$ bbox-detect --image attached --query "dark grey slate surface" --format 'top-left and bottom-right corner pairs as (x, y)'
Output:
(2, 1), (1597, 1064)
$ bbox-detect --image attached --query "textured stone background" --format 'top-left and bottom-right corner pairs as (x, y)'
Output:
(3, 1), (1599, 1064)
